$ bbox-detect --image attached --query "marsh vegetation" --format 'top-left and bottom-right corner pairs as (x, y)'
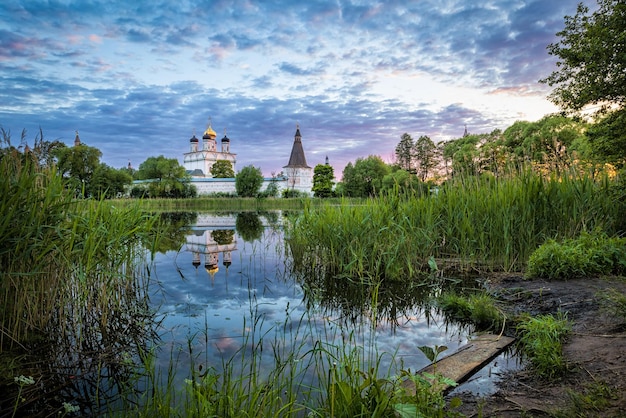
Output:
(2, 130), (626, 417)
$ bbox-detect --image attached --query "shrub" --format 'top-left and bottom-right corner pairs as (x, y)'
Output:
(526, 231), (626, 280)
(516, 312), (571, 379)
(437, 292), (504, 332)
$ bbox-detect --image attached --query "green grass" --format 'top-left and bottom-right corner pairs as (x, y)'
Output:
(437, 292), (505, 332)
(525, 231), (626, 280)
(287, 169), (624, 282)
(0, 148), (160, 415)
(516, 312), (571, 379)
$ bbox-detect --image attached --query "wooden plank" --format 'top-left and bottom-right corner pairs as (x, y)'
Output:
(401, 333), (516, 394)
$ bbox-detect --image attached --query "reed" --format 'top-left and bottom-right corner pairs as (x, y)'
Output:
(1, 148), (161, 414)
(112, 196), (348, 212)
(287, 169), (623, 281)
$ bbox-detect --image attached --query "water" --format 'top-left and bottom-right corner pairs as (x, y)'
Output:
(148, 211), (479, 391)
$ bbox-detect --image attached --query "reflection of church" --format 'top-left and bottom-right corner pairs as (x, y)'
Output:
(185, 229), (237, 279)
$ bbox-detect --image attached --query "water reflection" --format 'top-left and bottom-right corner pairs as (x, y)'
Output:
(1, 264), (158, 417)
(150, 211), (472, 400)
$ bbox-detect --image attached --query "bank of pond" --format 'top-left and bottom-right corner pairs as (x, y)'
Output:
(1, 163), (625, 417)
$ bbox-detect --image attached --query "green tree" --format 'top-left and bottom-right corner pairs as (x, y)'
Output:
(395, 133), (414, 172)
(542, 0), (626, 112)
(53, 143), (102, 196)
(586, 108), (626, 167)
(413, 135), (438, 182)
(503, 116), (587, 172)
(235, 165), (263, 197)
(442, 135), (481, 177)
(341, 155), (390, 198)
(210, 160), (235, 178)
(541, 0), (626, 164)
(135, 155), (192, 198)
(91, 163), (133, 198)
(312, 164), (335, 198)
(381, 168), (424, 196)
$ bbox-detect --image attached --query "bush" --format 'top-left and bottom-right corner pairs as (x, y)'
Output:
(517, 312), (571, 379)
(437, 292), (504, 332)
(526, 232), (626, 280)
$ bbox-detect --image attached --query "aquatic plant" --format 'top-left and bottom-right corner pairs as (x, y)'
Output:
(516, 312), (571, 379)
(287, 169), (622, 282)
(526, 231), (626, 280)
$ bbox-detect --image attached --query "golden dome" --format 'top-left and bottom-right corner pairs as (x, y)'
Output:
(203, 118), (217, 139)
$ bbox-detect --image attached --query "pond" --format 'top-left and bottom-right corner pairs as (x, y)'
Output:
(147, 211), (519, 401)
(2, 210), (521, 416)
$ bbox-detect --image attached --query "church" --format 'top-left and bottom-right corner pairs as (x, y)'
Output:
(183, 119), (314, 196)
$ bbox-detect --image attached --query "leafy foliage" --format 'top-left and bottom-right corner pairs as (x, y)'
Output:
(395, 133), (414, 172)
(235, 165), (263, 197)
(312, 163), (335, 197)
(134, 155), (195, 198)
(525, 231), (626, 280)
(210, 159), (235, 178)
(413, 135), (438, 182)
(341, 155), (390, 197)
(542, 0), (626, 112)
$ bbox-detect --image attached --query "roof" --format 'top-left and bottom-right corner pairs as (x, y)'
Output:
(283, 126), (310, 168)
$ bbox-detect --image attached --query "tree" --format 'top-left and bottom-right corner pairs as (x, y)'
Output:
(341, 155), (390, 198)
(585, 108), (626, 167)
(413, 135), (438, 182)
(502, 116), (588, 172)
(91, 163), (133, 198)
(53, 143), (102, 197)
(442, 135), (481, 177)
(135, 155), (192, 198)
(235, 165), (263, 197)
(312, 164), (335, 198)
(395, 133), (414, 172)
(381, 168), (424, 196)
(210, 160), (235, 178)
(135, 155), (186, 181)
(542, 1), (626, 112)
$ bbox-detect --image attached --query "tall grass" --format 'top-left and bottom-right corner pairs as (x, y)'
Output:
(287, 169), (623, 281)
(0, 152), (157, 348)
(112, 196), (347, 212)
(1, 148), (160, 415)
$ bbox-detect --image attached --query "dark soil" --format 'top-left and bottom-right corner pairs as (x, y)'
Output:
(451, 275), (626, 417)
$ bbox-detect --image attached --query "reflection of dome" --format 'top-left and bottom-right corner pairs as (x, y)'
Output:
(223, 260), (232, 268)
(192, 252), (201, 268)
(205, 263), (219, 277)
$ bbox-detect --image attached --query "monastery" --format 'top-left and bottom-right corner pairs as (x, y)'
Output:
(183, 119), (313, 196)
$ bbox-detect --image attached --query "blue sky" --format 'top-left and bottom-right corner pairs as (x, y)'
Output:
(1, 0), (595, 177)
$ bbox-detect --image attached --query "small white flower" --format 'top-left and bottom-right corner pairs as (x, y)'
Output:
(63, 402), (80, 413)
(14, 375), (35, 386)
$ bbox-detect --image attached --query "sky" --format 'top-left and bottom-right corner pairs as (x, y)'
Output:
(1, 0), (596, 177)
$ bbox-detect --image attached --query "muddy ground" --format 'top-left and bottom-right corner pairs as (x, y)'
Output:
(450, 275), (626, 417)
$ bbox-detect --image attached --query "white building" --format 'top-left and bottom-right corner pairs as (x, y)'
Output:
(183, 119), (236, 177)
(183, 120), (314, 196)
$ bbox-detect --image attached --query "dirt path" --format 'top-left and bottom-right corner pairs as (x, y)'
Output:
(451, 275), (626, 417)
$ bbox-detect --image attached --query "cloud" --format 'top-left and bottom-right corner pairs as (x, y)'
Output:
(1, 0), (594, 177)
